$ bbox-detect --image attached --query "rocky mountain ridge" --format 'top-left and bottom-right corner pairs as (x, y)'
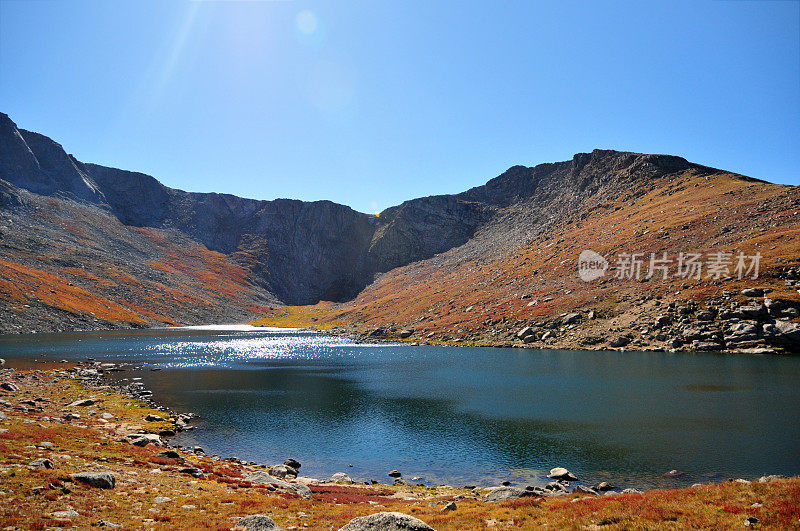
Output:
(1, 111), (798, 342)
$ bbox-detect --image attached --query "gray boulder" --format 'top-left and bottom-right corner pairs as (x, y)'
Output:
(235, 514), (282, 530)
(548, 467), (578, 481)
(762, 321), (800, 350)
(338, 512), (435, 530)
(331, 472), (353, 483)
(609, 336), (630, 348)
(483, 486), (535, 502)
(245, 471), (312, 499)
(268, 464), (298, 478)
(30, 458), (54, 469)
(71, 471), (116, 489)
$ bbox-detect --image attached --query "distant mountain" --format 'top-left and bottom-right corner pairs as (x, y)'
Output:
(1, 112), (798, 352)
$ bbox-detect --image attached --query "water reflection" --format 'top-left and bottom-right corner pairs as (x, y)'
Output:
(1, 327), (799, 488)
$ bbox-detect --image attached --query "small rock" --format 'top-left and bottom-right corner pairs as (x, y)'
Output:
(97, 520), (121, 528)
(596, 482), (613, 491)
(388, 469), (402, 478)
(157, 450), (181, 459)
(574, 485), (597, 495)
(609, 336), (631, 348)
(179, 467), (206, 478)
(154, 496), (171, 503)
(0, 382), (20, 392)
(145, 414), (164, 422)
(744, 516), (760, 527)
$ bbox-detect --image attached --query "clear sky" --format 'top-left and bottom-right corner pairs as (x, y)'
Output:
(1, 0), (798, 214)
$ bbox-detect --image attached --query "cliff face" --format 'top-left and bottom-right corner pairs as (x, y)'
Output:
(2, 111), (793, 335)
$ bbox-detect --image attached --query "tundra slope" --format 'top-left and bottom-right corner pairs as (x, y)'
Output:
(1, 112), (799, 350)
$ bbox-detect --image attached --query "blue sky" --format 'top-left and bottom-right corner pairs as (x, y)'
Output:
(1, 0), (798, 213)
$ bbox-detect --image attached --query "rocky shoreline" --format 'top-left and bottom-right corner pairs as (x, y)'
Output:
(2, 361), (798, 528)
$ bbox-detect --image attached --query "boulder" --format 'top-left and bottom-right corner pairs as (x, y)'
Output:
(284, 458), (301, 469)
(654, 315), (671, 329)
(609, 336), (630, 348)
(157, 450), (182, 459)
(145, 414), (164, 422)
(399, 329), (414, 339)
(330, 472), (353, 483)
(388, 469), (402, 478)
(0, 382), (20, 392)
(574, 485), (598, 495)
(724, 322), (760, 344)
(548, 467), (578, 481)
(268, 464), (298, 478)
(695, 310), (715, 321)
(71, 471), (116, 489)
(245, 471), (312, 499)
(440, 501), (457, 512)
(741, 288), (767, 297)
(338, 512), (434, 530)
(483, 486), (535, 502)
(762, 321), (800, 350)
(561, 313), (582, 326)
(739, 304), (767, 319)
(234, 514), (281, 530)
(30, 458), (54, 469)
(67, 399), (98, 407)
(516, 326), (533, 339)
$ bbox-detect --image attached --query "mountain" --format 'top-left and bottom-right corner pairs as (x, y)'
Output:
(1, 112), (799, 352)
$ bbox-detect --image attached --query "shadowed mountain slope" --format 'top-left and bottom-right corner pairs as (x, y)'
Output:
(1, 112), (798, 343)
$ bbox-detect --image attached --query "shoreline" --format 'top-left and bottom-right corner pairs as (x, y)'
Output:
(1, 363), (798, 529)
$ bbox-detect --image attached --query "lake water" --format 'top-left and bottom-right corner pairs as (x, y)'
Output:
(1, 326), (799, 489)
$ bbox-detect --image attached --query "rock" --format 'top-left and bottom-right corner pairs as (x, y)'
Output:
(654, 315), (671, 328)
(388, 469), (402, 478)
(621, 488), (643, 494)
(154, 496), (171, 503)
(739, 304), (767, 319)
(284, 458), (301, 469)
(696, 310), (715, 321)
(71, 471), (116, 489)
(483, 486), (535, 502)
(441, 501), (457, 512)
(692, 340), (724, 352)
(574, 485), (598, 495)
(145, 414), (164, 422)
(339, 511), (435, 530)
(245, 471), (312, 499)
(157, 450), (181, 459)
(744, 516), (760, 527)
(741, 288), (766, 297)
(268, 464), (298, 478)
(235, 514), (281, 530)
(0, 382), (19, 392)
(596, 482), (613, 491)
(399, 329), (414, 338)
(548, 467), (578, 481)
(67, 399), (98, 407)
(516, 326), (533, 339)
(97, 520), (121, 528)
(762, 321), (800, 350)
(30, 458), (54, 469)
(725, 322), (760, 344)
(179, 467), (206, 478)
(52, 509), (79, 519)
(609, 336), (631, 348)
(130, 434), (162, 447)
(561, 313), (583, 325)
(331, 472), (353, 483)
